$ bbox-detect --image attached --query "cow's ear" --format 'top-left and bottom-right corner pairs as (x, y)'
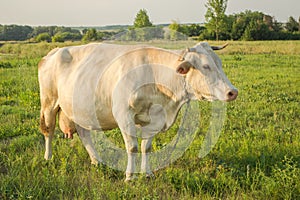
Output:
(176, 61), (193, 75)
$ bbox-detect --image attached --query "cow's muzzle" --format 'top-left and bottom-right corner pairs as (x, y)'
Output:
(225, 89), (238, 102)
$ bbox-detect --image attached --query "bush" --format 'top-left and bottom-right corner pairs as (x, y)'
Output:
(36, 33), (51, 42)
(199, 29), (215, 40)
(52, 34), (65, 42)
(82, 29), (97, 42)
(59, 32), (82, 41)
(51, 32), (82, 42)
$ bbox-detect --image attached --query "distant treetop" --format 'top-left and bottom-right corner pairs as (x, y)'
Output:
(133, 9), (153, 28)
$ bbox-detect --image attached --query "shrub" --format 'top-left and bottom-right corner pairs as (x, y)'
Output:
(52, 34), (65, 42)
(36, 33), (51, 42)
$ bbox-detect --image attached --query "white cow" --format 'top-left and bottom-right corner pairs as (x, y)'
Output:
(38, 42), (238, 181)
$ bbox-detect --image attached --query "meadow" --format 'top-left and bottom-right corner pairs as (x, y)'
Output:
(0, 40), (299, 199)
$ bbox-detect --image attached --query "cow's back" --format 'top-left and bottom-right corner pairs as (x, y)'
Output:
(39, 43), (140, 130)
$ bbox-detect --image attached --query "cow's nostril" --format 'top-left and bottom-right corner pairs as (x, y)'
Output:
(226, 89), (238, 101)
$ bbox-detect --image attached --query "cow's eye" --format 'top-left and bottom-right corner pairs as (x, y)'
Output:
(203, 64), (210, 70)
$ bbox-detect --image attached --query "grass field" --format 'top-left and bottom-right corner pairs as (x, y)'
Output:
(0, 40), (299, 199)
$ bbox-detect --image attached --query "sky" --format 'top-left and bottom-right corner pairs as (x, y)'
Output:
(0, 0), (299, 26)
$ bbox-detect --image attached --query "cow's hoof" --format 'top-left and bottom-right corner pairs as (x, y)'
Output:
(145, 172), (155, 179)
(44, 152), (52, 160)
(91, 159), (103, 166)
(124, 173), (137, 182)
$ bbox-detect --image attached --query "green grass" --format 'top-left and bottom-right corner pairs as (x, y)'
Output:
(0, 41), (299, 199)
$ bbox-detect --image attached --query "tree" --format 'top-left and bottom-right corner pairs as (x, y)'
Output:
(205, 0), (228, 40)
(0, 25), (33, 41)
(272, 20), (283, 32)
(82, 28), (98, 42)
(169, 20), (183, 32)
(97, 31), (115, 40)
(133, 9), (153, 28)
(242, 20), (258, 40)
(231, 10), (265, 40)
(184, 24), (206, 37)
(299, 17), (300, 32)
(30, 26), (56, 38)
(168, 21), (190, 40)
(285, 16), (299, 32)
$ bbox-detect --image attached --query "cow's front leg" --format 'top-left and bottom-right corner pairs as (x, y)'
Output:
(141, 137), (154, 178)
(122, 132), (138, 182)
(76, 125), (102, 165)
(112, 105), (138, 181)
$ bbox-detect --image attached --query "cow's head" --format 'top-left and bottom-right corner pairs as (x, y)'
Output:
(176, 42), (238, 102)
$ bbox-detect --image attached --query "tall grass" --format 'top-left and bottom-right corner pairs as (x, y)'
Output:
(0, 41), (299, 199)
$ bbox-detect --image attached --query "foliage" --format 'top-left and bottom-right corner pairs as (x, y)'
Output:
(35, 33), (52, 43)
(82, 28), (98, 42)
(201, 9), (300, 41)
(242, 19), (270, 41)
(183, 24), (206, 37)
(61, 32), (82, 41)
(285, 16), (299, 32)
(233, 11), (269, 41)
(29, 26), (57, 38)
(115, 26), (189, 42)
(97, 31), (115, 40)
(0, 9), (300, 42)
(169, 21), (205, 39)
(0, 41), (299, 199)
(0, 25), (82, 42)
(168, 21), (187, 40)
(51, 31), (82, 43)
(205, 0), (228, 41)
(230, 11), (256, 40)
(133, 9), (153, 28)
(0, 25), (33, 41)
(118, 27), (164, 41)
(169, 20), (182, 33)
(81, 29), (115, 41)
(51, 33), (65, 43)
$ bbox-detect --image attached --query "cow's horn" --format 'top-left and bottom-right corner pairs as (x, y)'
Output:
(211, 43), (228, 51)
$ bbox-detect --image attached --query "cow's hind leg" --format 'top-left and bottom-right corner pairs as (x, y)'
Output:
(141, 137), (154, 178)
(76, 125), (102, 165)
(40, 103), (59, 160)
(121, 132), (138, 182)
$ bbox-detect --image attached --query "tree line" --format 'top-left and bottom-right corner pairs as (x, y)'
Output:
(131, 8), (300, 41)
(170, 11), (300, 41)
(0, 25), (117, 42)
(199, 0), (300, 40)
(0, 7), (299, 42)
